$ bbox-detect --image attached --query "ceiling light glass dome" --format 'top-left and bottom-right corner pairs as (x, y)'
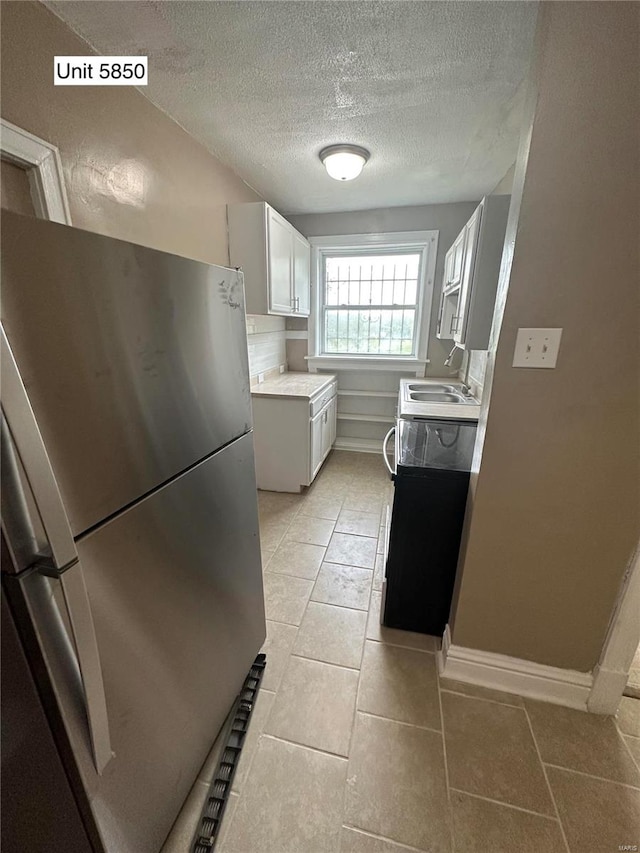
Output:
(319, 145), (370, 181)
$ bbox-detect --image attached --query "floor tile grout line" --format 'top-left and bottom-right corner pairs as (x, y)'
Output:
(262, 732), (349, 762)
(343, 570), (375, 831)
(435, 660), (455, 853)
(619, 733), (640, 774)
(321, 558), (376, 572)
(289, 652), (360, 674)
(264, 566), (323, 582)
(309, 596), (371, 614)
(333, 528), (381, 539)
(356, 708), (442, 736)
(613, 715), (640, 772)
(438, 687), (524, 710)
(342, 823), (431, 853)
(367, 636), (436, 656)
(264, 616), (304, 629)
(447, 787), (565, 822)
(522, 704), (572, 853)
(541, 761), (640, 791)
(302, 599), (369, 616)
(229, 689), (277, 800)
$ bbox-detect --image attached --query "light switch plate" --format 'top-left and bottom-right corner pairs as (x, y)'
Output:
(513, 328), (562, 368)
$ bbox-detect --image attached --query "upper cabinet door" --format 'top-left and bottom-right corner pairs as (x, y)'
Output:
(444, 230), (466, 291)
(454, 205), (482, 345)
(292, 231), (310, 316)
(266, 208), (293, 314)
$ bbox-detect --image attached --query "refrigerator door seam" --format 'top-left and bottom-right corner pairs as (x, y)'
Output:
(1, 325), (113, 775)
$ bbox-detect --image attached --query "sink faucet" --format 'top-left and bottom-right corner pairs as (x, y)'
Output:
(443, 343), (459, 367)
(460, 383), (472, 396)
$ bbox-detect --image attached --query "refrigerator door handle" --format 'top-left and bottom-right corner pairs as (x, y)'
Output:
(1, 326), (113, 774)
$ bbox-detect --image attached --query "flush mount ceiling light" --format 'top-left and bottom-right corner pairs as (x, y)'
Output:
(319, 144), (370, 181)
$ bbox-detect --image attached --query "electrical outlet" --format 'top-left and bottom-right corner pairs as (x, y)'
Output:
(258, 372), (265, 384)
(279, 364), (285, 374)
(513, 328), (562, 368)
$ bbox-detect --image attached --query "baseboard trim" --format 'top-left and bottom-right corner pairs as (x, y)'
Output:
(333, 437), (382, 454)
(587, 664), (629, 713)
(438, 626), (593, 711)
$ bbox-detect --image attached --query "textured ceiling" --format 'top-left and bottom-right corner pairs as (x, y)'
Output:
(45, 1), (538, 214)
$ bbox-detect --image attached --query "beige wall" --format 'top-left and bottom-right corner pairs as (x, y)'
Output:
(451, 2), (640, 672)
(0, 1), (261, 265)
(288, 202), (478, 377)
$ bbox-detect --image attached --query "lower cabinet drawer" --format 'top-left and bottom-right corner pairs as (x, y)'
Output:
(309, 381), (337, 416)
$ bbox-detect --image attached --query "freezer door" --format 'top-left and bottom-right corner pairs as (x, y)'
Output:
(20, 432), (265, 853)
(1, 212), (252, 537)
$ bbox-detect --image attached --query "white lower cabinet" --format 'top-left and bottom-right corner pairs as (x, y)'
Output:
(252, 381), (337, 492)
(310, 395), (337, 482)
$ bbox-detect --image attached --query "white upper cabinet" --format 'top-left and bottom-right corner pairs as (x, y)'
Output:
(454, 205), (483, 346)
(436, 195), (510, 350)
(292, 230), (311, 316)
(228, 202), (311, 316)
(267, 207), (294, 314)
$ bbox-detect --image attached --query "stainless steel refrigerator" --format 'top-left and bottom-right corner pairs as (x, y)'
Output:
(1, 212), (266, 852)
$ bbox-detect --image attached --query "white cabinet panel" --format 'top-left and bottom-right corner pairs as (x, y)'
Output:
(454, 206), (482, 345)
(267, 209), (293, 314)
(292, 231), (311, 316)
(310, 407), (325, 481)
(328, 396), (337, 447)
(447, 230), (466, 290)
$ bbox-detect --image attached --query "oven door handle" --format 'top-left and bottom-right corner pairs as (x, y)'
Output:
(382, 427), (396, 479)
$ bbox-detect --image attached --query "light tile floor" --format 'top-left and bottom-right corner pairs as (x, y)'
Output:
(218, 451), (640, 853)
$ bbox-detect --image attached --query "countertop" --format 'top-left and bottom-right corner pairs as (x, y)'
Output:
(250, 372), (336, 400)
(398, 378), (481, 421)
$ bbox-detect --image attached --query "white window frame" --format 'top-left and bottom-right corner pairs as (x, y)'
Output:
(307, 231), (438, 374)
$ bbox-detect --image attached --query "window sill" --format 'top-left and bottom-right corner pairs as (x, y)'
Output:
(306, 355), (429, 374)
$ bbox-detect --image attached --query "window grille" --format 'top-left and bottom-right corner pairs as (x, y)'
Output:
(322, 253), (421, 355)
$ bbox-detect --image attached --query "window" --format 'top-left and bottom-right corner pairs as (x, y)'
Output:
(310, 232), (438, 366)
(323, 253), (420, 355)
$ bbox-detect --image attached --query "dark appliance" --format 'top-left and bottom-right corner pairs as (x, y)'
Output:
(382, 417), (477, 636)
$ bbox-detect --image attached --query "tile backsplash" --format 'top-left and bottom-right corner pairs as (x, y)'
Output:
(246, 314), (286, 384)
(466, 350), (488, 397)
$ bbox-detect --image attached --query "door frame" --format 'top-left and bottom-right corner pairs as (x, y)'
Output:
(1, 119), (71, 224)
(589, 542), (640, 713)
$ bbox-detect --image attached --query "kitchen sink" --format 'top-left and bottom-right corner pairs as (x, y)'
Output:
(409, 392), (471, 403)
(399, 378), (479, 418)
(406, 383), (456, 393)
